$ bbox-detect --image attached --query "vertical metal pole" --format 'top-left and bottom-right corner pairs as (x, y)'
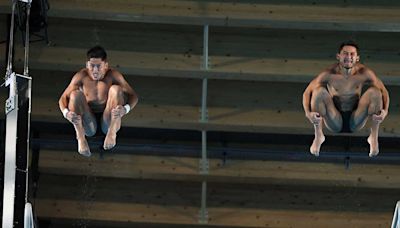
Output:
(20, 1), (33, 226)
(200, 24), (209, 174)
(24, 1), (32, 206)
(199, 181), (208, 224)
(24, 3), (30, 77)
(6, 1), (16, 77)
(199, 24), (209, 224)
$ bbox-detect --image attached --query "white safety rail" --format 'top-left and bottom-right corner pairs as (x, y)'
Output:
(2, 0), (34, 228)
(3, 72), (19, 228)
(24, 203), (35, 228)
(392, 201), (400, 228)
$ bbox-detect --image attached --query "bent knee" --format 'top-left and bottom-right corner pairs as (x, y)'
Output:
(311, 86), (331, 104)
(107, 85), (126, 104)
(313, 86), (329, 96)
(69, 90), (85, 100)
(363, 87), (383, 114)
(109, 85), (123, 96)
(364, 86), (382, 99)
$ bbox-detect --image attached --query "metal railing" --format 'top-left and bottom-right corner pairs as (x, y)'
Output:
(24, 203), (35, 228)
(392, 201), (400, 228)
(2, 0), (34, 227)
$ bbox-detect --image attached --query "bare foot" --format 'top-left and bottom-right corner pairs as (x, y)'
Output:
(103, 132), (116, 150)
(367, 135), (379, 157)
(310, 135), (325, 156)
(104, 114), (121, 150)
(77, 138), (91, 157)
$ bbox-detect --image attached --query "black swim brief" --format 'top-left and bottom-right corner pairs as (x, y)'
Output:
(340, 111), (353, 133)
(94, 112), (105, 136)
(332, 96), (357, 133)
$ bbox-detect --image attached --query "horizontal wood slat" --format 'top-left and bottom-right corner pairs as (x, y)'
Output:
(34, 174), (396, 228)
(39, 150), (400, 188)
(1, 0), (400, 31)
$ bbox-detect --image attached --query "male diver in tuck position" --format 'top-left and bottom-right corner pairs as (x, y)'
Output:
(302, 41), (389, 157)
(59, 45), (138, 156)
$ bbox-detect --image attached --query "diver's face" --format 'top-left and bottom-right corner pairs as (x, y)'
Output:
(337, 45), (359, 69)
(86, 58), (108, 80)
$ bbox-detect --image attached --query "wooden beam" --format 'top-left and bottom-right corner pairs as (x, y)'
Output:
(38, 150), (400, 188)
(35, 199), (392, 228)
(1, 0), (400, 31)
(33, 174), (396, 227)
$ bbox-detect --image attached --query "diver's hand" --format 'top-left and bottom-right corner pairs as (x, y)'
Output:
(372, 109), (387, 123)
(306, 112), (322, 125)
(65, 111), (81, 125)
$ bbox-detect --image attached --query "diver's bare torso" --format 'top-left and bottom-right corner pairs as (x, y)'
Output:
(78, 68), (114, 112)
(323, 63), (371, 111)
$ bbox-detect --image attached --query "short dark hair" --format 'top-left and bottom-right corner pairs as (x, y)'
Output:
(87, 45), (107, 61)
(338, 40), (359, 53)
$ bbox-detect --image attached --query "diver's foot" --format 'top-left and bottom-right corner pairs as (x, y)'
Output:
(103, 132), (117, 150)
(310, 135), (325, 156)
(367, 135), (379, 157)
(78, 138), (91, 157)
